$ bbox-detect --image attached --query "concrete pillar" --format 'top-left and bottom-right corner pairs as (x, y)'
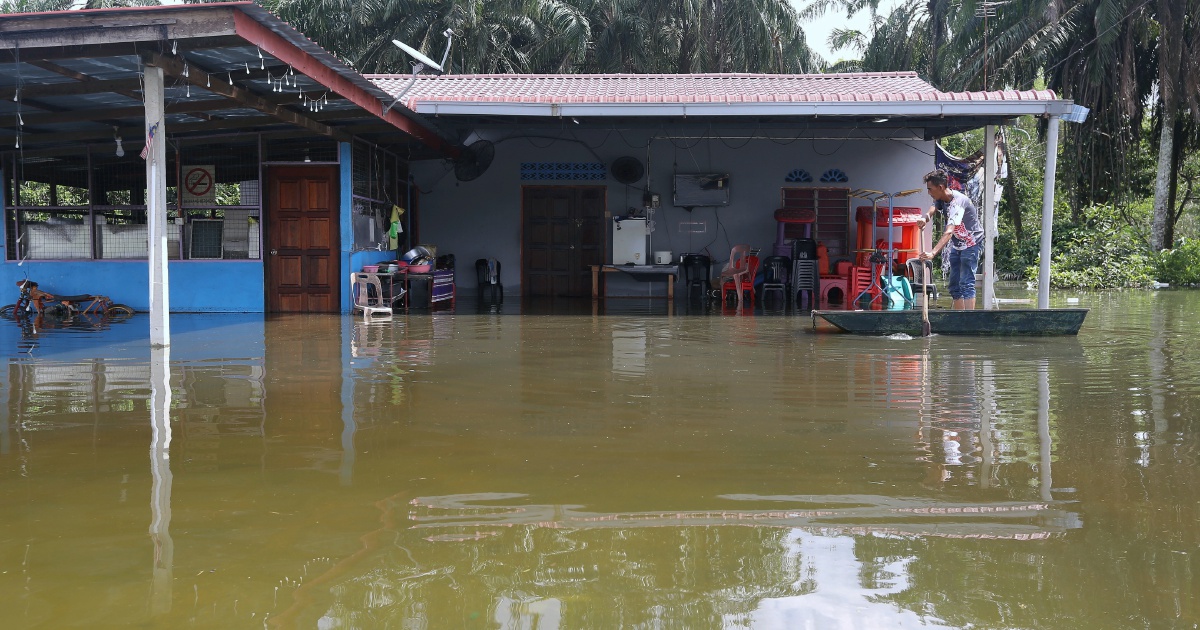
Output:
(1038, 116), (1061, 309)
(145, 65), (170, 347)
(983, 126), (997, 309)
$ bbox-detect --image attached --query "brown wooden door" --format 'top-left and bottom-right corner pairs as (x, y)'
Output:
(265, 166), (339, 313)
(522, 186), (605, 297)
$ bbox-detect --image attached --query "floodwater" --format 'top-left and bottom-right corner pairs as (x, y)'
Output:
(1, 290), (1197, 630)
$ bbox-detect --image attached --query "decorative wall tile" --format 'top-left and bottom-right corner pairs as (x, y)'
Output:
(785, 169), (813, 183)
(820, 168), (849, 183)
(520, 162), (607, 181)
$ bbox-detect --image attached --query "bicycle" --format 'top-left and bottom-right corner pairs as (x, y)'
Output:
(1, 280), (135, 320)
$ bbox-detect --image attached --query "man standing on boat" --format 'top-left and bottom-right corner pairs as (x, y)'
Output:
(918, 170), (985, 310)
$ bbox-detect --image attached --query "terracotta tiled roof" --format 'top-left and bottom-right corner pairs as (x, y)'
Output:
(367, 72), (1058, 110)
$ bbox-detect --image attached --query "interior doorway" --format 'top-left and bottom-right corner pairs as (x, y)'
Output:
(522, 186), (605, 297)
(264, 166), (339, 313)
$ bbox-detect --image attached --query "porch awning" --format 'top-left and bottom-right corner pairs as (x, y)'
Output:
(0, 2), (455, 157)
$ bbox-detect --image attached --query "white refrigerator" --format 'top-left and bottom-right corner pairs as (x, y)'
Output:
(612, 217), (648, 264)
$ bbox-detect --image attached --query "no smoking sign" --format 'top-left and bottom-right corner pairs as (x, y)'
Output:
(182, 165), (216, 203)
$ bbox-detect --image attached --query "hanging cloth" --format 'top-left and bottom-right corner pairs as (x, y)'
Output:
(388, 205), (405, 250)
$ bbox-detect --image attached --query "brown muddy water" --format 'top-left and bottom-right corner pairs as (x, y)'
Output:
(1, 290), (1197, 629)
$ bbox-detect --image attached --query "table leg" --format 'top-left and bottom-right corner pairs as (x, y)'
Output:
(668, 274), (675, 301)
(592, 266), (600, 299)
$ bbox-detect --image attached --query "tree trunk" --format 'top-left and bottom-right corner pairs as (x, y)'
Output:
(1163, 113), (1186, 248)
(1151, 104), (1176, 251)
(1003, 166), (1023, 244)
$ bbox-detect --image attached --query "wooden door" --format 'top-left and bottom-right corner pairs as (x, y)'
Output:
(265, 166), (339, 313)
(522, 186), (605, 297)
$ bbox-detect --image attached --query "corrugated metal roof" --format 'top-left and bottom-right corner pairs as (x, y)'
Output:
(367, 72), (1059, 111)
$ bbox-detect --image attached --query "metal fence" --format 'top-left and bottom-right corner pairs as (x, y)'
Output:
(3, 136), (264, 261)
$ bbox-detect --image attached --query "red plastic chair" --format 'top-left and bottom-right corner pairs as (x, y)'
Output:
(721, 253), (760, 311)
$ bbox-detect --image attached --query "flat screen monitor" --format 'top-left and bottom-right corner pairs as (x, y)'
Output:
(673, 173), (730, 207)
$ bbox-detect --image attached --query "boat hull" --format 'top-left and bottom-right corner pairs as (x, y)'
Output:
(811, 308), (1088, 336)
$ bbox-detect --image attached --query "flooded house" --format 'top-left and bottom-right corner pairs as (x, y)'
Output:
(2, 2), (1077, 315)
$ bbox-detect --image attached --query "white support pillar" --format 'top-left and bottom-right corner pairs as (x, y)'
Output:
(1037, 116), (1061, 309)
(144, 65), (170, 347)
(983, 126), (997, 309)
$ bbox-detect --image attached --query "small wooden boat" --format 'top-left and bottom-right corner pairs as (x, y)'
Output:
(811, 308), (1088, 336)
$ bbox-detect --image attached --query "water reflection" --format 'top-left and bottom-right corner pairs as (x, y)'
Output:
(149, 346), (173, 616)
(1, 293), (1199, 628)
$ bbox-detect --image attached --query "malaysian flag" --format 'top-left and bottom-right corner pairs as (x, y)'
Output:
(140, 122), (159, 160)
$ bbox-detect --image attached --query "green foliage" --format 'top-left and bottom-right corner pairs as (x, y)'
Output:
(1152, 239), (1200, 285)
(1027, 204), (1156, 289)
(992, 231), (1039, 280)
(16, 182), (88, 207)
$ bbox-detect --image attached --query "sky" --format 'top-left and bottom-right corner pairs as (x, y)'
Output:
(791, 0), (907, 63)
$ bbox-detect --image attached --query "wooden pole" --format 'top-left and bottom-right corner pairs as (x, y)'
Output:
(144, 64), (170, 347)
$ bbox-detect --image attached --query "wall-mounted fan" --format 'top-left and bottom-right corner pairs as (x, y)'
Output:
(453, 139), (495, 181)
(610, 156), (645, 185)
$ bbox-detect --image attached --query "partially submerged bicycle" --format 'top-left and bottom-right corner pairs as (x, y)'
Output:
(1, 280), (135, 320)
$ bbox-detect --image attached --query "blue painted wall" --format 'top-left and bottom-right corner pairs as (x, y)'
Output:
(0, 260), (265, 312)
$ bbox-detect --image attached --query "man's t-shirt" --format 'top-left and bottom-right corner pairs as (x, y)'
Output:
(936, 190), (984, 251)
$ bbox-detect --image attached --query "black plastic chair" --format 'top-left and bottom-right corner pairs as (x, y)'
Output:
(906, 258), (937, 302)
(760, 255), (791, 307)
(474, 258), (503, 303)
(791, 259), (820, 311)
(791, 239), (818, 261)
(681, 254), (711, 302)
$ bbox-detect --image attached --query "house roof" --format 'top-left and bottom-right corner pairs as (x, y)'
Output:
(369, 72), (1058, 108)
(368, 72), (1074, 139)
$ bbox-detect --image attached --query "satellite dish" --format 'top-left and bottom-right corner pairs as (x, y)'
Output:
(392, 39), (443, 74)
(610, 156), (645, 185)
(392, 29), (454, 75)
(454, 140), (495, 182)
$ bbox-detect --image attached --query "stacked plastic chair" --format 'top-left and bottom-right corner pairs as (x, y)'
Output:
(790, 239), (820, 310)
(759, 256), (791, 308)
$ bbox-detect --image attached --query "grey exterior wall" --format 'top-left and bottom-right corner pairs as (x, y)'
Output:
(411, 128), (935, 296)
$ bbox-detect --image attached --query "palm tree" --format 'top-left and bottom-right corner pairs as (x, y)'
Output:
(1149, 0), (1200, 249)
(269, 0), (591, 73)
(581, 0), (819, 73)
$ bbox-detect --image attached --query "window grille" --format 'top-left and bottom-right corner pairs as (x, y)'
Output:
(3, 136), (266, 261)
(351, 140), (404, 253)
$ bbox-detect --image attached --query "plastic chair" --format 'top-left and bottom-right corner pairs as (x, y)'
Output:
(681, 254), (712, 302)
(849, 264), (879, 307)
(792, 238), (818, 262)
(474, 258), (503, 303)
(721, 254), (760, 311)
(791, 259), (819, 310)
(879, 273), (915, 309)
(350, 273), (393, 320)
(760, 255), (790, 307)
(716, 245), (752, 310)
(906, 258), (938, 302)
